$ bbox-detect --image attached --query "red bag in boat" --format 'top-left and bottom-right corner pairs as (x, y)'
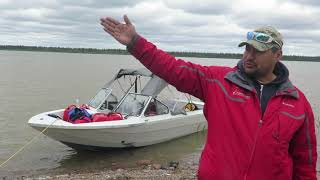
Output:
(92, 112), (124, 122)
(80, 104), (90, 110)
(73, 116), (92, 124)
(63, 104), (92, 123)
(63, 105), (77, 122)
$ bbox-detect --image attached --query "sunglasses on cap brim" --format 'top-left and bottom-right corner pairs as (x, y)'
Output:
(247, 32), (281, 48)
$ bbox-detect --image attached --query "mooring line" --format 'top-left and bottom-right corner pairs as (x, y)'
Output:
(0, 118), (58, 168)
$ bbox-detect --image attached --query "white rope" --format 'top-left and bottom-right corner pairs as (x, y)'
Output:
(0, 118), (59, 168)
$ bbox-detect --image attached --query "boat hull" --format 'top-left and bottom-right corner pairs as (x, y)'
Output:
(29, 110), (207, 148)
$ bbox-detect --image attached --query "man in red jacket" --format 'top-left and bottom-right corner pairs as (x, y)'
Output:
(100, 15), (317, 180)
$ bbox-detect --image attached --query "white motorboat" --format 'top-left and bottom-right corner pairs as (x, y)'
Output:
(28, 68), (207, 149)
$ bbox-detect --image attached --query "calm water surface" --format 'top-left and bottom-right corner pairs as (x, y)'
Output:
(0, 50), (319, 177)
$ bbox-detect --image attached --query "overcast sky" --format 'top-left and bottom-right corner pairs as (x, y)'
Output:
(1, 0), (319, 56)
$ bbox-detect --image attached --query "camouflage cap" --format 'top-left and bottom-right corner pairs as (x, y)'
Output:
(238, 26), (283, 51)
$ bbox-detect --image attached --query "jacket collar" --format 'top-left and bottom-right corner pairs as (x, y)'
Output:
(275, 80), (299, 98)
(224, 60), (299, 99)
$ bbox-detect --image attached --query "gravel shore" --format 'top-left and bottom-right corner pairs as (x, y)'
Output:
(27, 169), (320, 180)
(5, 152), (320, 180)
(28, 167), (197, 180)
(20, 153), (201, 180)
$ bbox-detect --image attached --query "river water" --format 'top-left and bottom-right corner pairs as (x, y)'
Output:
(0, 50), (319, 177)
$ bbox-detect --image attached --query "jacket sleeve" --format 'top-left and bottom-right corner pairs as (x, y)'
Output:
(127, 35), (218, 102)
(290, 99), (317, 180)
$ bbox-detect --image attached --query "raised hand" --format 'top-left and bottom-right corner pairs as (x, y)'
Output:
(100, 15), (137, 46)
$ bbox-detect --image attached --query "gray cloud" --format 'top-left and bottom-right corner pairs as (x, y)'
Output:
(0, 0), (319, 56)
(288, 0), (320, 6)
(163, 0), (232, 15)
(0, 0), (146, 9)
(59, 0), (147, 8)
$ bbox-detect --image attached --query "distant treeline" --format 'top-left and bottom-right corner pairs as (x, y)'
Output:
(1, 45), (319, 62)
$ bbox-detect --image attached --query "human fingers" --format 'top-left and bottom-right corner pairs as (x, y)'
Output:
(103, 28), (118, 39)
(101, 21), (117, 34)
(105, 17), (121, 26)
(123, 15), (132, 25)
(100, 17), (120, 29)
(101, 20), (119, 33)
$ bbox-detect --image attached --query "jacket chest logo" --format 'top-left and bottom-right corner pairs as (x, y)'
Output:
(232, 88), (251, 99)
(282, 101), (295, 108)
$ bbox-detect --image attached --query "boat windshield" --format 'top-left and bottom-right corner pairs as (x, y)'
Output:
(88, 88), (112, 109)
(115, 93), (150, 117)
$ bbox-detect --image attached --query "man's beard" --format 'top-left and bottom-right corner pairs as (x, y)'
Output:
(244, 68), (264, 80)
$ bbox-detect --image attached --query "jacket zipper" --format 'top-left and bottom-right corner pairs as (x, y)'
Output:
(244, 85), (264, 180)
(259, 85), (264, 108)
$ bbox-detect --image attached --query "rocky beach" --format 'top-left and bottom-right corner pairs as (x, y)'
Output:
(3, 151), (320, 180)
(5, 153), (200, 180)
